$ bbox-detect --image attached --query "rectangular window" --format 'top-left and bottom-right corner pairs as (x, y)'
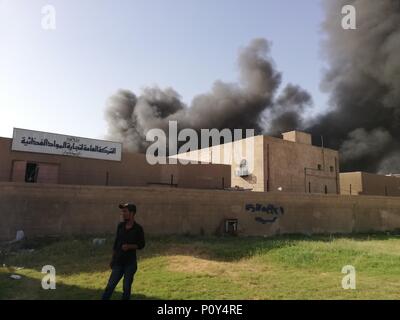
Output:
(317, 164), (322, 171)
(330, 166), (334, 172)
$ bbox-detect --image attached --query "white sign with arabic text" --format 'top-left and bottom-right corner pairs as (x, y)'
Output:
(12, 128), (122, 161)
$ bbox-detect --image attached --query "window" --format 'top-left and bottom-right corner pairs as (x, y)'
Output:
(317, 164), (322, 171)
(25, 163), (38, 183)
(330, 166), (334, 172)
(324, 185), (328, 194)
(224, 219), (238, 236)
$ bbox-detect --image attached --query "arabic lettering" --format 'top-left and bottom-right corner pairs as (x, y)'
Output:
(20, 136), (117, 155)
(245, 203), (284, 224)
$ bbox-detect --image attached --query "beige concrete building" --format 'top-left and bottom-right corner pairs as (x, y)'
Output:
(1, 129), (340, 195)
(170, 131), (340, 194)
(340, 172), (400, 196)
(0, 137), (230, 190)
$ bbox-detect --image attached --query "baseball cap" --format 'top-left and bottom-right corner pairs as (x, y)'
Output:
(118, 203), (137, 213)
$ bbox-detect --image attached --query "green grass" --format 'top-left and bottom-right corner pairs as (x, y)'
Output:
(1, 233), (400, 300)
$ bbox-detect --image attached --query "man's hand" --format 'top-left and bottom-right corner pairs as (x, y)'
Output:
(122, 244), (138, 251)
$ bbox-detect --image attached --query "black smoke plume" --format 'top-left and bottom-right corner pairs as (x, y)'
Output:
(105, 38), (311, 153)
(105, 0), (400, 174)
(307, 0), (400, 173)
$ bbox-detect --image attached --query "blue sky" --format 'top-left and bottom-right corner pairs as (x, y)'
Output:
(0, 0), (327, 139)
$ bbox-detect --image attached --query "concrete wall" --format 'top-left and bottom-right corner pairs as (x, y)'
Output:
(0, 137), (230, 190)
(264, 136), (339, 194)
(230, 136), (265, 192)
(169, 136), (266, 191)
(340, 172), (363, 195)
(1, 182), (400, 241)
(340, 172), (400, 196)
(282, 131), (312, 145)
(159, 163), (229, 189)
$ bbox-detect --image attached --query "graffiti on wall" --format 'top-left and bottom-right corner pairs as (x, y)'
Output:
(245, 203), (284, 224)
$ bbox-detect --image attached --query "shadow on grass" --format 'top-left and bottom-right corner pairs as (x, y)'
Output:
(0, 272), (161, 300)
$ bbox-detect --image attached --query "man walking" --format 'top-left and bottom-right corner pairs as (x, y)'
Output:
(102, 203), (145, 300)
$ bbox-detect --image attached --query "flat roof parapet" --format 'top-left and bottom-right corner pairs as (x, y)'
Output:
(281, 130), (312, 145)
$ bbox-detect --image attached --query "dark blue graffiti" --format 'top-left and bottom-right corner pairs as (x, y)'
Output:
(245, 204), (284, 215)
(255, 217), (278, 224)
(246, 203), (284, 224)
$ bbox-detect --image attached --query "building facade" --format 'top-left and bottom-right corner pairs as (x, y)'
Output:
(170, 131), (340, 194)
(0, 136), (230, 190)
(1, 129), (340, 194)
(340, 172), (400, 196)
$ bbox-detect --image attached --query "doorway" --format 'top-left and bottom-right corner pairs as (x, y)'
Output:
(25, 163), (39, 183)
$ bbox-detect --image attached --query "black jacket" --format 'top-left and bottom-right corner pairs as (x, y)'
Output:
(112, 221), (145, 266)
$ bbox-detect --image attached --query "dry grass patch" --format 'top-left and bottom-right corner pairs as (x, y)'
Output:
(166, 254), (269, 277)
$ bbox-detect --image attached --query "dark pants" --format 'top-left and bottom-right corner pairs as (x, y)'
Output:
(102, 262), (137, 300)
